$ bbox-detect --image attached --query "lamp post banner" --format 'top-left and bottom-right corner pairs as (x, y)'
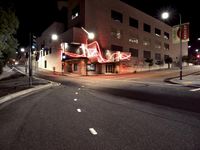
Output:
(172, 23), (189, 44)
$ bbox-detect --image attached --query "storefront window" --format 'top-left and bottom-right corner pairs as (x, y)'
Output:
(87, 64), (96, 71)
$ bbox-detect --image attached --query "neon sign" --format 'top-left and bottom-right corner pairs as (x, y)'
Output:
(64, 41), (131, 63)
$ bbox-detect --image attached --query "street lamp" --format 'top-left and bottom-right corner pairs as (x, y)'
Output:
(81, 27), (95, 46)
(51, 33), (66, 75)
(81, 27), (95, 75)
(161, 11), (183, 80)
(51, 34), (58, 41)
(20, 48), (25, 52)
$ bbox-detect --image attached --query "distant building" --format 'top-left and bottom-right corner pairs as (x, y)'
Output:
(36, 0), (188, 75)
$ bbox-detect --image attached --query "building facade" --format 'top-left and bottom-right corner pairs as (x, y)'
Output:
(36, 0), (188, 75)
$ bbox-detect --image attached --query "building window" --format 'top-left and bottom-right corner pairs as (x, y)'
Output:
(129, 17), (138, 28)
(155, 53), (161, 60)
(74, 63), (78, 71)
(143, 38), (151, 46)
(129, 48), (138, 57)
(111, 28), (122, 39)
(143, 50), (151, 59)
(71, 5), (80, 20)
(143, 23), (151, 33)
(164, 32), (169, 39)
(111, 10), (123, 23)
(164, 43), (169, 50)
(87, 64), (96, 71)
(164, 54), (169, 60)
(155, 41), (162, 49)
(44, 60), (47, 68)
(111, 45), (123, 51)
(155, 28), (161, 36)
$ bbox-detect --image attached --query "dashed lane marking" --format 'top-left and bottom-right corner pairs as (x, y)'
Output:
(89, 128), (98, 135)
(77, 109), (81, 112)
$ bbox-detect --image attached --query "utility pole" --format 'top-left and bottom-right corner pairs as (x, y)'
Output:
(179, 14), (183, 80)
(29, 33), (33, 87)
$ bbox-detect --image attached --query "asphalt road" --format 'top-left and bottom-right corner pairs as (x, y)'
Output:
(0, 73), (200, 150)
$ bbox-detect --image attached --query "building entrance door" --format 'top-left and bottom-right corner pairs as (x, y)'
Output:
(106, 64), (115, 73)
(67, 64), (72, 73)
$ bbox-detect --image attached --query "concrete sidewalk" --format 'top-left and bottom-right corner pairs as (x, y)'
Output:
(168, 72), (200, 88)
(0, 66), (59, 105)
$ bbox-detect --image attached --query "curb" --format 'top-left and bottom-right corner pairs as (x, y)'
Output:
(0, 82), (60, 105)
(164, 71), (200, 88)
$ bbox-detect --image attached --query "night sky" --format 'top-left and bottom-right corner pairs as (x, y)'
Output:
(1, 0), (199, 51)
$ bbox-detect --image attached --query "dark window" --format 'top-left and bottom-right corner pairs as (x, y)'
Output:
(87, 64), (96, 71)
(43, 50), (45, 56)
(155, 53), (161, 60)
(164, 43), (169, 50)
(155, 28), (161, 36)
(111, 45), (123, 51)
(129, 17), (138, 28)
(44, 60), (47, 68)
(111, 10), (123, 23)
(164, 32), (169, 39)
(72, 5), (80, 20)
(164, 55), (169, 60)
(143, 51), (151, 59)
(143, 23), (151, 33)
(129, 48), (138, 57)
(74, 63), (78, 71)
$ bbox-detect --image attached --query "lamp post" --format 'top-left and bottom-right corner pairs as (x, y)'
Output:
(51, 33), (66, 75)
(81, 27), (95, 75)
(161, 12), (183, 80)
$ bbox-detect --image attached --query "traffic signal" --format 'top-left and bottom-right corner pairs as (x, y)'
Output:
(62, 53), (66, 61)
(32, 34), (37, 50)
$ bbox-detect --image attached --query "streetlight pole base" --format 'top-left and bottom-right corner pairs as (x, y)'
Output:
(180, 70), (182, 80)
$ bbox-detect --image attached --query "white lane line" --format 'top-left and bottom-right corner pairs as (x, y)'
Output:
(74, 98), (78, 101)
(75, 92), (78, 95)
(81, 85), (85, 88)
(190, 88), (200, 92)
(89, 128), (98, 135)
(78, 88), (81, 90)
(77, 109), (81, 112)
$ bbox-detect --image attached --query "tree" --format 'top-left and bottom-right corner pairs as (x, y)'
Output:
(0, 7), (19, 73)
(164, 56), (173, 69)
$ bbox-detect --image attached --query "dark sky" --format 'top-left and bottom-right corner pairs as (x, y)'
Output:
(1, 0), (200, 50)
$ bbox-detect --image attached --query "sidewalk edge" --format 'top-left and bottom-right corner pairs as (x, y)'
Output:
(0, 82), (60, 105)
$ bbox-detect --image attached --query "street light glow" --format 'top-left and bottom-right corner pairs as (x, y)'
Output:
(20, 48), (25, 52)
(88, 32), (95, 40)
(161, 12), (169, 19)
(195, 49), (199, 52)
(51, 34), (58, 41)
